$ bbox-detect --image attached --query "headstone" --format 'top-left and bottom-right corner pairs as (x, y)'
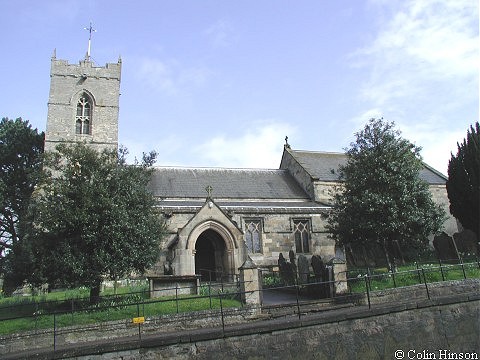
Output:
(278, 253), (295, 285)
(288, 249), (296, 265)
(345, 243), (385, 267)
(310, 255), (328, 298)
(311, 255), (326, 281)
(453, 230), (479, 256)
(288, 249), (297, 278)
(297, 255), (309, 284)
(278, 252), (286, 268)
(433, 232), (459, 261)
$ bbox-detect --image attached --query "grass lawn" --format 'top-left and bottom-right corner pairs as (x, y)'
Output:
(347, 261), (480, 293)
(0, 286), (241, 335)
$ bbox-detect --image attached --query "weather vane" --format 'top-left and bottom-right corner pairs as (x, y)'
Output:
(84, 21), (96, 61)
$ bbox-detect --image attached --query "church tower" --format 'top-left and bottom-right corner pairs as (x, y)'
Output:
(44, 50), (121, 153)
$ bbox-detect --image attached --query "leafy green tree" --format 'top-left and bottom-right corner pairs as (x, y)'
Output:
(327, 118), (445, 270)
(25, 143), (165, 302)
(446, 122), (479, 241)
(0, 117), (44, 289)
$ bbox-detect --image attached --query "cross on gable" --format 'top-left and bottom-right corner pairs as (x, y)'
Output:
(205, 185), (213, 198)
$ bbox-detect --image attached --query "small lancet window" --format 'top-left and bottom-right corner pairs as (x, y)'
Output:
(75, 94), (92, 134)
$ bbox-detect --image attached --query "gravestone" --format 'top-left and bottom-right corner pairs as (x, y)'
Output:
(345, 243), (387, 267)
(297, 255), (309, 284)
(433, 232), (459, 261)
(289, 250), (297, 278)
(278, 253), (295, 285)
(453, 230), (479, 256)
(311, 255), (326, 282)
(310, 255), (329, 298)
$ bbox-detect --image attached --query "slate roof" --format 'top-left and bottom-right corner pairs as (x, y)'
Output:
(148, 167), (311, 200)
(286, 149), (447, 185)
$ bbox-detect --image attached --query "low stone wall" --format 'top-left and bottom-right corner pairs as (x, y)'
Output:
(2, 279), (479, 359)
(366, 278), (480, 305)
(87, 299), (478, 360)
(0, 307), (257, 355)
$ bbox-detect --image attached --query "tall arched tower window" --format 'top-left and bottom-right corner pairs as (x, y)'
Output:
(75, 94), (92, 135)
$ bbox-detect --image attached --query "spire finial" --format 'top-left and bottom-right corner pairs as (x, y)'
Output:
(284, 136), (291, 149)
(84, 21), (96, 61)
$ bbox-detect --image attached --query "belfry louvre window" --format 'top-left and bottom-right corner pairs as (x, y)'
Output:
(75, 94), (92, 135)
(293, 220), (310, 253)
(245, 220), (262, 254)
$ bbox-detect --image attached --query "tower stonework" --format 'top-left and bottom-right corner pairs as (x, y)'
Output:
(45, 51), (121, 153)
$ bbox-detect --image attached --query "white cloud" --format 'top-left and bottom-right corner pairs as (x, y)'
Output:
(399, 120), (465, 175)
(137, 58), (175, 94)
(350, 0), (478, 174)
(350, 108), (385, 128)
(204, 19), (235, 48)
(195, 121), (297, 168)
(136, 57), (211, 95)
(356, 0), (478, 106)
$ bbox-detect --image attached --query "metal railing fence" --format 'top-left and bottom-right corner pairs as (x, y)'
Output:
(0, 258), (478, 355)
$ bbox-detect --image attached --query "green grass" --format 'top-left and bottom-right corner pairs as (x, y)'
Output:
(0, 285), (150, 322)
(0, 283), (148, 305)
(347, 261), (480, 293)
(0, 287), (241, 335)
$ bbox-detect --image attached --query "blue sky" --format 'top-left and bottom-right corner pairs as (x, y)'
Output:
(2, 0), (478, 174)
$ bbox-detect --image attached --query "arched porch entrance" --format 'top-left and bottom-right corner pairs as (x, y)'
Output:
(194, 229), (228, 281)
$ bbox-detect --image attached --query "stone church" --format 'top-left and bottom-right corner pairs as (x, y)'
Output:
(44, 53), (458, 280)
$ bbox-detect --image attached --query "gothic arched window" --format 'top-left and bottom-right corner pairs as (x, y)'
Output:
(293, 220), (310, 253)
(75, 94), (92, 134)
(245, 219), (263, 254)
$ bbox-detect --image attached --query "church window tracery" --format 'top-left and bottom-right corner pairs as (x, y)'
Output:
(245, 219), (262, 254)
(75, 94), (92, 134)
(293, 220), (310, 253)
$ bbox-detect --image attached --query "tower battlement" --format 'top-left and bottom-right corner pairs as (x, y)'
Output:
(49, 56), (121, 80)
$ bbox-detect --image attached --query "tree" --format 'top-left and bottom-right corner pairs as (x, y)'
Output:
(327, 118), (445, 270)
(446, 122), (479, 240)
(0, 117), (44, 288)
(24, 143), (165, 302)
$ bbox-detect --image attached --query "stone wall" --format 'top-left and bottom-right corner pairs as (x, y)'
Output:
(429, 184), (460, 236)
(3, 283), (478, 359)
(134, 302), (480, 360)
(366, 278), (480, 305)
(279, 148), (316, 199)
(104, 300), (478, 360)
(313, 181), (338, 206)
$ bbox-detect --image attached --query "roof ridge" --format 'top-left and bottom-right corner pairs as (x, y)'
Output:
(152, 166), (286, 172)
(291, 149), (345, 155)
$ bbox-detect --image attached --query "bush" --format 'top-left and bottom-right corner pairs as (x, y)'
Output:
(262, 273), (282, 288)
